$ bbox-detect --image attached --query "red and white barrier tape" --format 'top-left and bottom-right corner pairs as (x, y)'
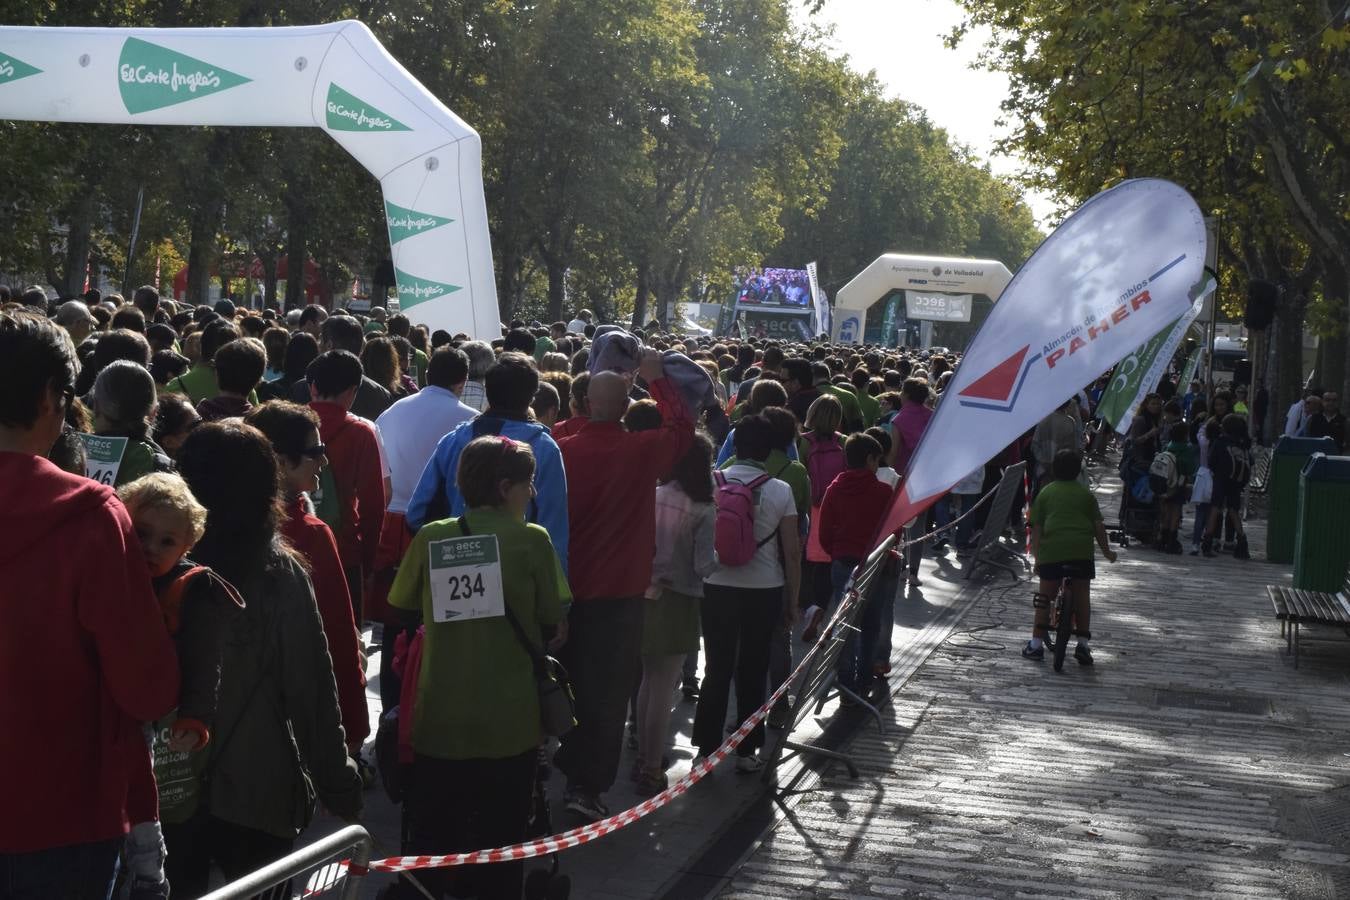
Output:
(356, 589), (859, 874)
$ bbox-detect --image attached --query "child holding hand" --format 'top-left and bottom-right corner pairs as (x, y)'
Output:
(118, 473), (243, 899)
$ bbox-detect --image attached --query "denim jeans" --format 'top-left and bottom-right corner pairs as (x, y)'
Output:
(830, 559), (885, 695)
(0, 838), (121, 900)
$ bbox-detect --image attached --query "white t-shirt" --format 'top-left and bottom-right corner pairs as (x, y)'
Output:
(705, 464), (796, 589)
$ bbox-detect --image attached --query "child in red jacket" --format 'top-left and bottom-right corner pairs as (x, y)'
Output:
(118, 474), (243, 900)
(818, 433), (895, 697)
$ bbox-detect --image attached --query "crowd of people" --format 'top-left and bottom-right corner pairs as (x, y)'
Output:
(0, 278), (1318, 900)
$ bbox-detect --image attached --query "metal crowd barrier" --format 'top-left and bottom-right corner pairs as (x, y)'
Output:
(200, 824), (373, 900)
(764, 533), (897, 782)
(963, 461), (1029, 581)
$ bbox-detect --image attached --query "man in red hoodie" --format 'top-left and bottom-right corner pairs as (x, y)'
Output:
(818, 432), (895, 697)
(0, 311), (179, 896)
(554, 351), (694, 821)
(308, 350), (389, 624)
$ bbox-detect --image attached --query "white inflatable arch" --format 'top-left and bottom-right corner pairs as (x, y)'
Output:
(832, 253), (1013, 344)
(0, 22), (499, 337)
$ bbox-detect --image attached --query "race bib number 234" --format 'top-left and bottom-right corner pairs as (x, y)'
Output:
(428, 533), (506, 623)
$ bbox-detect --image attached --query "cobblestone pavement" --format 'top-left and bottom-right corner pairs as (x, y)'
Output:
(721, 497), (1350, 899)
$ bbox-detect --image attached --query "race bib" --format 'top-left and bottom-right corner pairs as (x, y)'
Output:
(78, 434), (129, 486)
(429, 533), (505, 623)
(149, 714), (207, 825)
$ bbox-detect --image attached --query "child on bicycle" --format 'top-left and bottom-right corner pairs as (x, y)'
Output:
(1022, 449), (1118, 666)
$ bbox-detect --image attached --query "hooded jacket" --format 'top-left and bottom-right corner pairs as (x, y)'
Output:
(405, 412), (570, 574)
(818, 468), (896, 562)
(0, 453), (179, 852)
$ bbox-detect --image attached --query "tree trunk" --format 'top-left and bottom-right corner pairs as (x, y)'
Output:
(631, 260), (650, 329)
(546, 259), (566, 325)
(186, 199), (224, 306)
(1319, 261), (1347, 399)
(1272, 287), (1305, 435)
(284, 212), (308, 310)
(259, 256), (280, 310)
(59, 192), (96, 300)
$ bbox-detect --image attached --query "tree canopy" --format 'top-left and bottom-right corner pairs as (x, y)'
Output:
(0, 0), (1043, 331)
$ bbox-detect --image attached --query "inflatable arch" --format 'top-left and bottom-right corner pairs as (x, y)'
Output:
(0, 22), (499, 337)
(831, 253), (1013, 345)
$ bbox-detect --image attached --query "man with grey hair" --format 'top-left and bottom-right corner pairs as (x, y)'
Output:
(55, 300), (97, 347)
(458, 339), (495, 412)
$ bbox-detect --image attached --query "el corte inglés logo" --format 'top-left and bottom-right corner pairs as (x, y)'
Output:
(326, 83), (410, 132)
(385, 200), (454, 244)
(0, 51), (41, 86)
(394, 268), (461, 310)
(118, 37), (251, 113)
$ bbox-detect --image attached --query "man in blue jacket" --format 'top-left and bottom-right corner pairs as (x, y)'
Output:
(406, 352), (569, 574)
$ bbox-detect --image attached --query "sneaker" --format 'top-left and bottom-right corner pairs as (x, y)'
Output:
(634, 770), (668, 797)
(907, 573), (923, 588)
(801, 605), (825, 644)
(735, 754), (765, 774)
(564, 791), (610, 822)
(681, 679), (700, 701)
(1075, 643), (1094, 666)
(1021, 641), (1044, 661)
(1166, 539), (1184, 555)
(1201, 539), (1216, 558)
(1189, 543), (1200, 556)
(128, 874), (171, 900)
(1234, 536), (1250, 560)
(767, 707), (790, 730)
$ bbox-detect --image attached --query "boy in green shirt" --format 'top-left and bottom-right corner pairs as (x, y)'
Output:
(1023, 449), (1117, 666)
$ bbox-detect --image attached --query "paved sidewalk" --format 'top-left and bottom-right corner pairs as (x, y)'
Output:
(305, 534), (984, 898)
(721, 501), (1350, 897)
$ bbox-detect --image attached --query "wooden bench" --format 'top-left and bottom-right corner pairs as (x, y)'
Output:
(1268, 567), (1350, 667)
(1243, 446), (1274, 521)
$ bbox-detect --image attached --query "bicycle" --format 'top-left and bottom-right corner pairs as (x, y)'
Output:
(1047, 576), (1075, 672)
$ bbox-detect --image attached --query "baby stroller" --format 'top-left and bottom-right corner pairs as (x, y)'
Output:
(1114, 454), (1159, 546)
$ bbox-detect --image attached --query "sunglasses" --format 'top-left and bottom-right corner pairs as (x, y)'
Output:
(300, 444), (327, 459)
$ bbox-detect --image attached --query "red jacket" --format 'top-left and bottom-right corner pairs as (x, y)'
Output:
(550, 415), (588, 440)
(311, 401), (387, 575)
(559, 378), (693, 600)
(818, 468), (895, 562)
(0, 453), (179, 852)
(282, 496), (370, 749)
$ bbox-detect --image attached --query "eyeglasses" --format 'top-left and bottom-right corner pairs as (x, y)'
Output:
(300, 444), (327, 459)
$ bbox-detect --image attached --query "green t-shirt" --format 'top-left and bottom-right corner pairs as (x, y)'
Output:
(722, 448), (809, 517)
(165, 363), (259, 405)
(533, 335), (556, 362)
(363, 320), (387, 335)
(1030, 479), (1103, 566)
(854, 390), (879, 428)
(411, 348), (430, 387)
(388, 507), (567, 760)
(819, 383), (864, 432)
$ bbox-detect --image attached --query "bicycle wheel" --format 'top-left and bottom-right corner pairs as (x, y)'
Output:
(1052, 580), (1073, 672)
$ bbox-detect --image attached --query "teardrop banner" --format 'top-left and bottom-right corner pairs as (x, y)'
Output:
(0, 21), (499, 338)
(873, 178), (1210, 544)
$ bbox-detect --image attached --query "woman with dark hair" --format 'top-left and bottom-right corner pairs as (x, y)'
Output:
(259, 330), (318, 402)
(387, 435), (566, 900)
(389, 335), (421, 395)
(244, 401), (370, 764)
(167, 420), (362, 896)
(154, 393), (202, 460)
(361, 335), (406, 398)
(92, 360), (173, 485)
(635, 433), (716, 795)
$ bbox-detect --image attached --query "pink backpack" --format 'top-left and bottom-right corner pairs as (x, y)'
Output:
(803, 432), (845, 506)
(713, 471), (774, 566)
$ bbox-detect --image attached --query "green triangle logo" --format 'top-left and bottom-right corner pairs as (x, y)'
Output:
(394, 268), (461, 310)
(385, 201), (454, 244)
(0, 51), (41, 87)
(118, 37), (251, 114)
(326, 83), (410, 132)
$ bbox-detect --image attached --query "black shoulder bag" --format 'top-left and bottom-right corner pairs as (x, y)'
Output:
(456, 516), (575, 737)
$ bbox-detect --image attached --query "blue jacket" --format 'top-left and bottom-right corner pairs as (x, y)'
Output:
(406, 414), (569, 574)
